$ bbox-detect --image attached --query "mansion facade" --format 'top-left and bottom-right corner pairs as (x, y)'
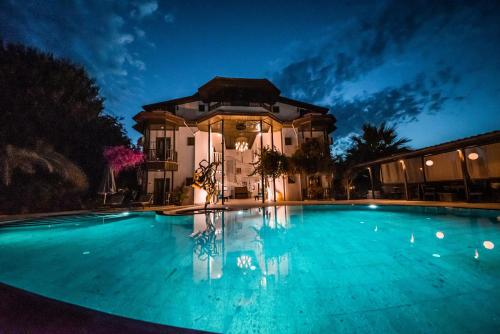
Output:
(133, 77), (336, 205)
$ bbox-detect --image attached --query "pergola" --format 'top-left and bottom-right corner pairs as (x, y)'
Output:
(350, 131), (500, 202)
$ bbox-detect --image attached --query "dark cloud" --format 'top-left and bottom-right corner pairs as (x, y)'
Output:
(0, 0), (155, 120)
(273, 0), (500, 149)
(332, 70), (458, 137)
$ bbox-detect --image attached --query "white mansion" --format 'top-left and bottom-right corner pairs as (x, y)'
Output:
(133, 77), (336, 205)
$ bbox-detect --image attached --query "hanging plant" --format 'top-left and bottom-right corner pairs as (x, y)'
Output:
(250, 146), (290, 178)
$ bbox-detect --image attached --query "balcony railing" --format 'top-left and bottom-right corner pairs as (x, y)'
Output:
(146, 148), (177, 162)
(209, 101), (271, 112)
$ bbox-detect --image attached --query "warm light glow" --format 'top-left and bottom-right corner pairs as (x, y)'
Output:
(237, 255), (252, 269)
(369, 204), (378, 209)
(425, 159), (434, 167)
(235, 136), (249, 152)
(483, 241), (495, 250)
(467, 152), (479, 160)
(436, 231), (445, 239)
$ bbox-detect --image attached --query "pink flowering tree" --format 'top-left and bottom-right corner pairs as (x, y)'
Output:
(103, 146), (145, 175)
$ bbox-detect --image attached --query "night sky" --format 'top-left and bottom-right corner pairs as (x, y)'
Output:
(1, 0), (499, 153)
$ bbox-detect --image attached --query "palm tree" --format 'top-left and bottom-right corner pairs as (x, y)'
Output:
(336, 123), (410, 199)
(0, 143), (88, 191)
(346, 122), (410, 163)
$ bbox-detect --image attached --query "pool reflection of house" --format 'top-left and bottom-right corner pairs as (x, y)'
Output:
(133, 77), (336, 205)
(191, 207), (292, 285)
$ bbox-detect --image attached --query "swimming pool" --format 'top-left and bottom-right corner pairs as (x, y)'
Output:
(0, 205), (498, 333)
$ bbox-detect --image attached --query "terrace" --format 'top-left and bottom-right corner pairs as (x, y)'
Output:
(347, 130), (500, 203)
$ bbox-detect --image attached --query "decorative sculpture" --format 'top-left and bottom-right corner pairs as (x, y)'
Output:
(192, 159), (220, 211)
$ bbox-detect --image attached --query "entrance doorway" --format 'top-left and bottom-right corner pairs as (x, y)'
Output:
(154, 178), (170, 204)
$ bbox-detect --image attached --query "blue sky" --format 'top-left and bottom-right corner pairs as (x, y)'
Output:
(1, 0), (499, 152)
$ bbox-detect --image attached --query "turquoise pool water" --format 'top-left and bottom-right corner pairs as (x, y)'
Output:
(0, 205), (498, 333)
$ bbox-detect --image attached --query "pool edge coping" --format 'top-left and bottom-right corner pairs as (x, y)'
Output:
(1, 200), (499, 224)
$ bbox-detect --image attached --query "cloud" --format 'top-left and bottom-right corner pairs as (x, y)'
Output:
(134, 27), (146, 38)
(164, 13), (175, 23)
(130, 1), (158, 19)
(0, 0), (147, 125)
(331, 70), (460, 137)
(273, 0), (500, 150)
(117, 34), (134, 44)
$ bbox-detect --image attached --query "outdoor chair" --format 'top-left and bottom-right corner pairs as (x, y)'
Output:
(107, 193), (125, 207)
(422, 185), (437, 201)
(468, 183), (485, 202)
(131, 193), (153, 208)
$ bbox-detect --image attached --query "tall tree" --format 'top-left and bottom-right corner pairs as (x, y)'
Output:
(0, 42), (131, 212)
(335, 122), (410, 199)
(346, 122), (410, 164)
(290, 138), (334, 199)
(0, 42), (130, 192)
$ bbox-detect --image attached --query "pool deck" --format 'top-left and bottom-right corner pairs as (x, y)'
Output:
(1, 200), (499, 223)
(166, 199), (500, 213)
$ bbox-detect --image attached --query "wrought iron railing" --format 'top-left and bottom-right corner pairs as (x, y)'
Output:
(146, 148), (177, 162)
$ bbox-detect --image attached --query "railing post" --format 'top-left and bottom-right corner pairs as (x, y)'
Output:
(458, 149), (471, 201)
(271, 122), (276, 202)
(222, 119), (225, 205)
(260, 119), (265, 203)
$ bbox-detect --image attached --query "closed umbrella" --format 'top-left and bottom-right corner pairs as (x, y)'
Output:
(98, 167), (116, 204)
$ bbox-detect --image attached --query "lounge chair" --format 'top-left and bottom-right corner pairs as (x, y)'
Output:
(107, 193), (125, 207)
(131, 193), (153, 208)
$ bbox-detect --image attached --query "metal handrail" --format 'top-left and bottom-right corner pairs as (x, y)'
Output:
(146, 148), (177, 162)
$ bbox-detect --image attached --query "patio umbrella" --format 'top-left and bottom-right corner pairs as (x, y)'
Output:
(98, 167), (116, 204)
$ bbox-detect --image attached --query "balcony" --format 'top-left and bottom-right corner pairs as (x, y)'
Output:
(147, 148), (177, 161)
(209, 101), (271, 112)
(145, 148), (178, 171)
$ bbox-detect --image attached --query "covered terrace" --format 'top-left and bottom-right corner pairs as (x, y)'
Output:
(349, 131), (500, 202)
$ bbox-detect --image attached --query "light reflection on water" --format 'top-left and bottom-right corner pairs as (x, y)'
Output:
(0, 205), (498, 333)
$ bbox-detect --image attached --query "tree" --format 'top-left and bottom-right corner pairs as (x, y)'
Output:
(345, 122), (410, 164)
(250, 146), (290, 201)
(335, 122), (410, 199)
(0, 143), (88, 213)
(290, 139), (334, 175)
(250, 146), (289, 179)
(103, 146), (144, 174)
(290, 138), (334, 199)
(0, 42), (131, 212)
(0, 42), (130, 193)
